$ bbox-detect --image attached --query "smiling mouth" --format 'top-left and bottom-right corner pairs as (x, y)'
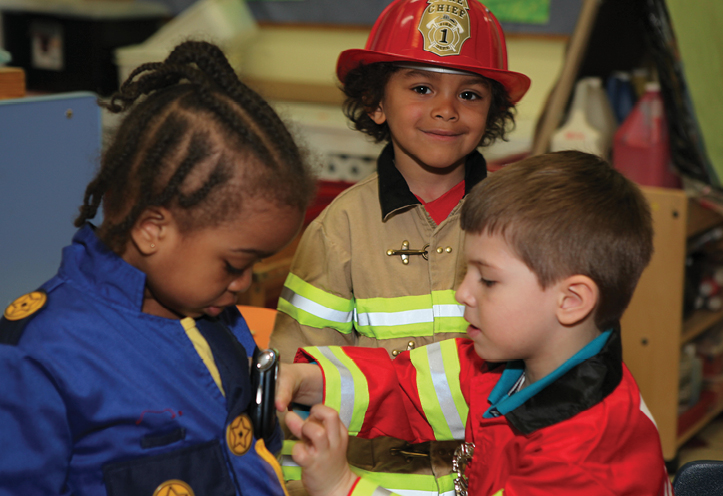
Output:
(425, 129), (461, 137)
(423, 130), (464, 142)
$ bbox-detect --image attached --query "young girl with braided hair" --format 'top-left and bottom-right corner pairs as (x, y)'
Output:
(0, 40), (315, 496)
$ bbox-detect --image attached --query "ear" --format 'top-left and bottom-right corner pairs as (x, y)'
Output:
(556, 275), (598, 327)
(129, 206), (174, 256)
(368, 102), (387, 126)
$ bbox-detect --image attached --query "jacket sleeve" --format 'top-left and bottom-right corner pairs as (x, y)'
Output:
(270, 213), (357, 364)
(295, 339), (474, 443)
(0, 347), (72, 495)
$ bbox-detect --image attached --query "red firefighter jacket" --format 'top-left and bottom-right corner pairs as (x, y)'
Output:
(295, 332), (672, 496)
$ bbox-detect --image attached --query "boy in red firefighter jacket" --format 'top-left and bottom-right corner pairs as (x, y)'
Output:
(277, 151), (672, 496)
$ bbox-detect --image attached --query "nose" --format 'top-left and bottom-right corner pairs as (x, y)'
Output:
(455, 272), (473, 307)
(228, 270), (254, 294)
(432, 94), (458, 121)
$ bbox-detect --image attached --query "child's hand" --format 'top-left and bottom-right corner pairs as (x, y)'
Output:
(275, 363), (324, 412)
(285, 406), (358, 496)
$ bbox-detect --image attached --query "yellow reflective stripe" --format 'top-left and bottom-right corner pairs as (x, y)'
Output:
(279, 440), (301, 480)
(356, 291), (463, 316)
(434, 315), (468, 334)
(354, 291), (465, 338)
(302, 347), (343, 413)
(356, 294), (433, 313)
(281, 440), (296, 455)
(349, 476), (397, 496)
(330, 347), (370, 435)
(410, 341), (467, 440)
(355, 320), (434, 338)
(354, 318), (467, 339)
(278, 273), (355, 333)
(492, 490), (504, 496)
(431, 289), (461, 306)
(350, 468), (456, 495)
(254, 439), (290, 496)
(301, 346), (369, 435)
(281, 463), (301, 481)
(441, 340), (468, 435)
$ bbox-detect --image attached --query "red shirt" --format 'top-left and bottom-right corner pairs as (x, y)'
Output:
(414, 180), (465, 225)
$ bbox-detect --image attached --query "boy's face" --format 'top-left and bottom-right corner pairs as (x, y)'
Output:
(139, 201), (302, 320)
(455, 231), (560, 362)
(370, 68), (491, 172)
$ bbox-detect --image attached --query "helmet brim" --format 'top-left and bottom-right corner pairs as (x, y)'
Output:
(337, 48), (531, 104)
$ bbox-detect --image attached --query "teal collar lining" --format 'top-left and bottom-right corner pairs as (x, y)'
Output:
(483, 330), (612, 419)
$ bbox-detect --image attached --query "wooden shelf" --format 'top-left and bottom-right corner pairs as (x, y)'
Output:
(687, 198), (723, 238)
(682, 308), (723, 344)
(621, 187), (723, 466)
(677, 400), (723, 449)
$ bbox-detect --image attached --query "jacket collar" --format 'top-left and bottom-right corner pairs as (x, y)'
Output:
(503, 326), (624, 435)
(60, 224), (148, 311)
(377, 143), (488, 220)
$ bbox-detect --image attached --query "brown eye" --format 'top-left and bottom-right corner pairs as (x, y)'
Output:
(413, 85), (431, 95)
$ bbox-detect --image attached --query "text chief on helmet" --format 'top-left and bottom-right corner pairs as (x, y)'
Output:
(337, 0), (531, 104)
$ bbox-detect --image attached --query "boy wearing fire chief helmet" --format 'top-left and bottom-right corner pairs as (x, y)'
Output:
(270, 1), (530, 495)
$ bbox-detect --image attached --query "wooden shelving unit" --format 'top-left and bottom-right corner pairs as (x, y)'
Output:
(621, 186), (723, 466)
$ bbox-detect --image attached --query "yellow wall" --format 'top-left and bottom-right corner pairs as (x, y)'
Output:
(240, 25), (567, 124)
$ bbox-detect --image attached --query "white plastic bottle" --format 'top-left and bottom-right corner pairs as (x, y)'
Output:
(551, 77), (618, 159)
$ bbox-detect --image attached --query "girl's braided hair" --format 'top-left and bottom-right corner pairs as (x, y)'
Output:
(76, 40), (315, 252)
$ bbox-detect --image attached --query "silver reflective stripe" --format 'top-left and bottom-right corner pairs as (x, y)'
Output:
(433, 304), (465, 318)
(356, 304), (465, 327)
(318, 347), (355, 427)
(281, 287), (354, 324)
(427, 343), (466, 439)
(381, 489), (444, 496)
(356, 308), (434, 327)
(371, 488), (395, 496)
(281, 455), (299, 467)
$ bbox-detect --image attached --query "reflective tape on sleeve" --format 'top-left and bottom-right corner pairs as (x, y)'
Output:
(302, 346), (369, 435)
(277, 274), (355, 332)
(354, 291), (466, 339)
(350, 477), (397, 496)
(410, 340), (467, 440)
(432, 304), (465, 318)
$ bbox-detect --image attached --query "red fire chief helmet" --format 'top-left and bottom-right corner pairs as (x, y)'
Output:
(337, 0), (531, 103)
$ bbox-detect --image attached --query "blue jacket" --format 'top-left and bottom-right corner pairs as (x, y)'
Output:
(0, 225), (284, 496)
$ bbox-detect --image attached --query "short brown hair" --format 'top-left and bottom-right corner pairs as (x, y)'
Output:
(460, 151), (654, 330)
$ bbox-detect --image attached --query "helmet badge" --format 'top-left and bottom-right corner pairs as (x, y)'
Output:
(418, 0), (472, 57)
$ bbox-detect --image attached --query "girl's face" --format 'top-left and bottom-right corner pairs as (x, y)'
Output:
(138, 200), (302, 320)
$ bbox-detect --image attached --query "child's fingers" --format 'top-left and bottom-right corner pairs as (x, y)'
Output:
(275, 364), (294, 412)
(299, 410), (332, 451)
(307, 404), (347, 448)
(286, 409), (333, 452)
(288, 411), (332, 468)
(284, 410), (304, 439)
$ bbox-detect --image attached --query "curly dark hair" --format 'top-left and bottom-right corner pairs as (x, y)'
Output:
(76, 40), (316, 253)
(341, 62), (516, 147)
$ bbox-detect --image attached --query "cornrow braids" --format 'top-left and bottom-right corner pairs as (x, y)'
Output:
(77, 40), (316, 253)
